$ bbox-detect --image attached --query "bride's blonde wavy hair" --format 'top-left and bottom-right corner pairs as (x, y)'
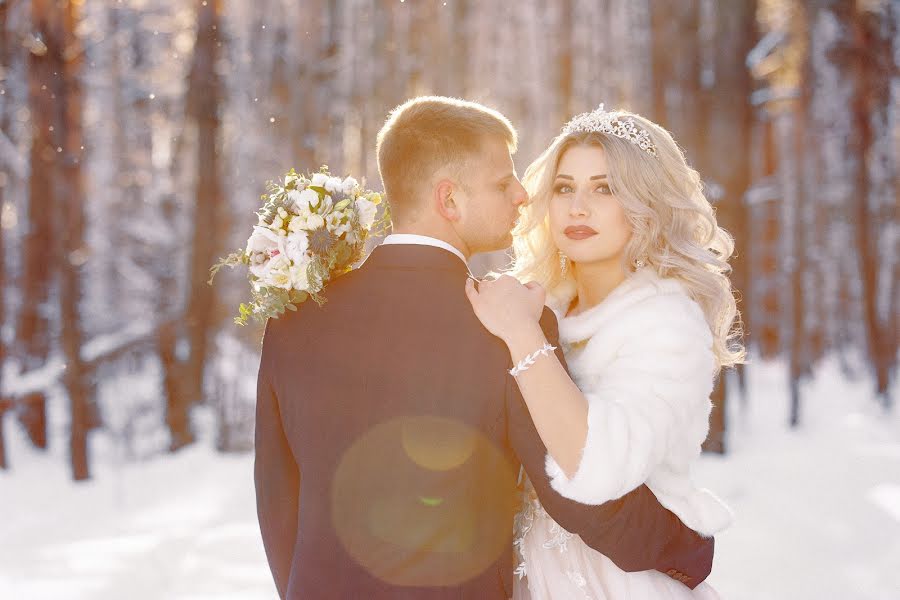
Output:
(511, 109), (745, 370)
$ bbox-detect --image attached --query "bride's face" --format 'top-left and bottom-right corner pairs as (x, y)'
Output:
(548, 145), (632, 267)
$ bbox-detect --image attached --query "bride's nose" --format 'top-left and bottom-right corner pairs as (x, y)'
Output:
(569, 192), (589, 217)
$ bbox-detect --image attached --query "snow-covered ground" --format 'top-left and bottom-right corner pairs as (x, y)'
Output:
(1, 356), (898, 600)
(0, 402), (277, 600)
(695, 357), (900, 600)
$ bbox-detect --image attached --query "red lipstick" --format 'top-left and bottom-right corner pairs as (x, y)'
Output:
(564, 225), (598, 240)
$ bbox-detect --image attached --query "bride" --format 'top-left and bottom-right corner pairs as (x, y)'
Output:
(465, 105), (741, 599)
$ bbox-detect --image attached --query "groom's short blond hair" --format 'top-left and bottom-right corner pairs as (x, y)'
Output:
(376, 96), (518, 221)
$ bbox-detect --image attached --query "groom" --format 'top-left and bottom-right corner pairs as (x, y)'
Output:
(255, 96), (714, 599)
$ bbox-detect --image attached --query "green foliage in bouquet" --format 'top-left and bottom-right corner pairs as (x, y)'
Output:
(209, 166), (391, 325)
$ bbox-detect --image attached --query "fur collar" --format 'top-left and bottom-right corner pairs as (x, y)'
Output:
(548, 267), (694, 347)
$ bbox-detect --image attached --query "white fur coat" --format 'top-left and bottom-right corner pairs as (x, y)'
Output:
(544, 267), (733, 537)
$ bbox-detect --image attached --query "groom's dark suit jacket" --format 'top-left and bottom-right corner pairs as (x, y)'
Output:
(255, 243), (714, 599)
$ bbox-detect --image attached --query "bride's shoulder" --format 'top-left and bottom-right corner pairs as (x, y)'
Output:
(617, 270), (696, 314)
(613, 273), (710, 341)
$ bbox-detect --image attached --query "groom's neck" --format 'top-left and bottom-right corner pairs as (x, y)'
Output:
(389, 222), (472, 260)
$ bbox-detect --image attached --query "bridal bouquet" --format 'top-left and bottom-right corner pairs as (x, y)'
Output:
(209, 166), (390, 325)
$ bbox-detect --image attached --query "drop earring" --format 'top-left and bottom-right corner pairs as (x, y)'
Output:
(559, 251), (569, 275)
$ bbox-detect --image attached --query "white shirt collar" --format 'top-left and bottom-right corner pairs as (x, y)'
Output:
(381, 234), (469, 267)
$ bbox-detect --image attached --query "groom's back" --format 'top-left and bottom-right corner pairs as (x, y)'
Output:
(259, 244), (521, 598)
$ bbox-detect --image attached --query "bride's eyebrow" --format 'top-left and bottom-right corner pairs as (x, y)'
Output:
(554, 174), (608, 180)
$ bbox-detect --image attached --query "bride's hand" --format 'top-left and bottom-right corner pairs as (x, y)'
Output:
(464, 275), (546, 343)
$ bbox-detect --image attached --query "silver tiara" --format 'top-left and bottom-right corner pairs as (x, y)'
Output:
(560, 104), (658, 158)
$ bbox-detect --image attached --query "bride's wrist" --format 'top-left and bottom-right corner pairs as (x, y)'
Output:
(504, 322), (549, 363)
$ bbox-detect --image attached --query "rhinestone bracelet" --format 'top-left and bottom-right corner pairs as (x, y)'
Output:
(509, 342), (557, 377)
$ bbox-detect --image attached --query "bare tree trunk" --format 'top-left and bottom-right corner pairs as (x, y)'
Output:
(0, 0), (9, 470)
(851, 3), (897, 406)
(700, 0), (757, 452)
(650, 3), (671, 123)
(785, 3), (815, 428)
(178, 0), (224, 451)
(746, 116), (782, 361)
(157, 23), (187, 450)
(450, 0), (470, 97)
(650, 0), (703, 148)
(651, 0), (727, 448)
(159, 150), (184, 449)
(321, 0), (344, 169)
(557, 0), (574, 120)
(292, 0), (323, 169)
(18, 0), (66, 451)
(57, 0), (89, 481)
(25, 0), (90, 478)
(782, 101), (806, 429)
(357, 0), (377, 179)
(406, 0), (429, 96)
(104, 2), (130, 306)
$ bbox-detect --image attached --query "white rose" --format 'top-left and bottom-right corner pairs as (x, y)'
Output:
(270, 214), (285, 231)
(355, 198), (377, 229)
(247, 225), (284, 255)
(306, 213), (325, 230)
(291, 188), (319, 214)
(341, 176), (358, 195)
(324, 176), (343, 194)
(310, 172), (328, 187)
(285, 231), (309, 264)
(258, 254), (292, 289)
(288, 214), (307, 233)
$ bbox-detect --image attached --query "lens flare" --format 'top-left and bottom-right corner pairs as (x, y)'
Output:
(331, 416), (518, 587)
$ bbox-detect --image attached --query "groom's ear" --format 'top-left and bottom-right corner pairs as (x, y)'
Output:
(435, 179), (461, 222)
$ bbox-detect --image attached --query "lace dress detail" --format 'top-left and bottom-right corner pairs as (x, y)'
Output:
(514, 481), (594, 599)
(512, 478), (721, 600)
(512, 487), (536, 580)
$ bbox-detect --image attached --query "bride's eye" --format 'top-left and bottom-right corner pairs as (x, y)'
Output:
(554, 184), (574, 194)
(595, 183), (612, 195)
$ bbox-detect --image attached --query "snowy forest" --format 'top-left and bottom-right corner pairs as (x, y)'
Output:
(0, 1), (898, 599)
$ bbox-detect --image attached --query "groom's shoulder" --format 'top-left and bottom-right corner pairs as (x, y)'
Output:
(263, 269), (367, 336)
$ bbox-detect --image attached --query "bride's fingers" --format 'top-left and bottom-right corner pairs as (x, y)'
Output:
(522, 281), (546, 307)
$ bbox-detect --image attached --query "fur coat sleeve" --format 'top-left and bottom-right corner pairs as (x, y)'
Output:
(544, 280), (733, 536)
